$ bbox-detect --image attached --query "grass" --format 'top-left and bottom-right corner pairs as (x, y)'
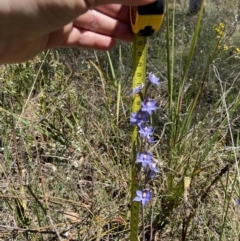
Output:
(1, 0), (240, 240)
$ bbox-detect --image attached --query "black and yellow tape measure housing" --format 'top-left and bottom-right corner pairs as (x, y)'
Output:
(130, 0), (165, 36)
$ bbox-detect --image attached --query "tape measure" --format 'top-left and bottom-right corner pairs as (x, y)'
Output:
(130, 0), (165, 93)
(130, 1), (165, 240)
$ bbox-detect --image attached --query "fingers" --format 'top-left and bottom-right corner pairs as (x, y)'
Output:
(73, 8), (132, 41)
(47, 26), (116, 50)
(95, 4), (129, 23)
(86, 0), (156, 7)
(45, 20), (116, 50)
(63, 28), (116, 50)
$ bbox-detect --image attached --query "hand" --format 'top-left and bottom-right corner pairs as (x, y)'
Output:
(0, 0), (155, 63)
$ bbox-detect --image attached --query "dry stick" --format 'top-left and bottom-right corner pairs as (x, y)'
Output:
(0, 221), (81, 236)
(10, 96), (23, 186)
(0, 225), (57, 235)
(34, 136), (62, 241)
(0, 193), (93, 221)
(9, 96), (29, 221)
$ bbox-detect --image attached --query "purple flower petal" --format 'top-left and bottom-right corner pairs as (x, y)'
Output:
(146, 135), (154, 144)
(136, 190), (143, 197)
(148, 162), (159, 173)
(131, 83), (144, 96)
(149, 72), (161, 86)
(130, 111), (149, 126)
(147, 170), (157, 180)
(141, 98), (158, 115)
(138, 125), (154, 138)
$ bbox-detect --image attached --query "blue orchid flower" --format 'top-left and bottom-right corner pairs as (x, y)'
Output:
(141, 98), (158, 115)
(136, 151), (153, 168)
(133, 189), (152, 206)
